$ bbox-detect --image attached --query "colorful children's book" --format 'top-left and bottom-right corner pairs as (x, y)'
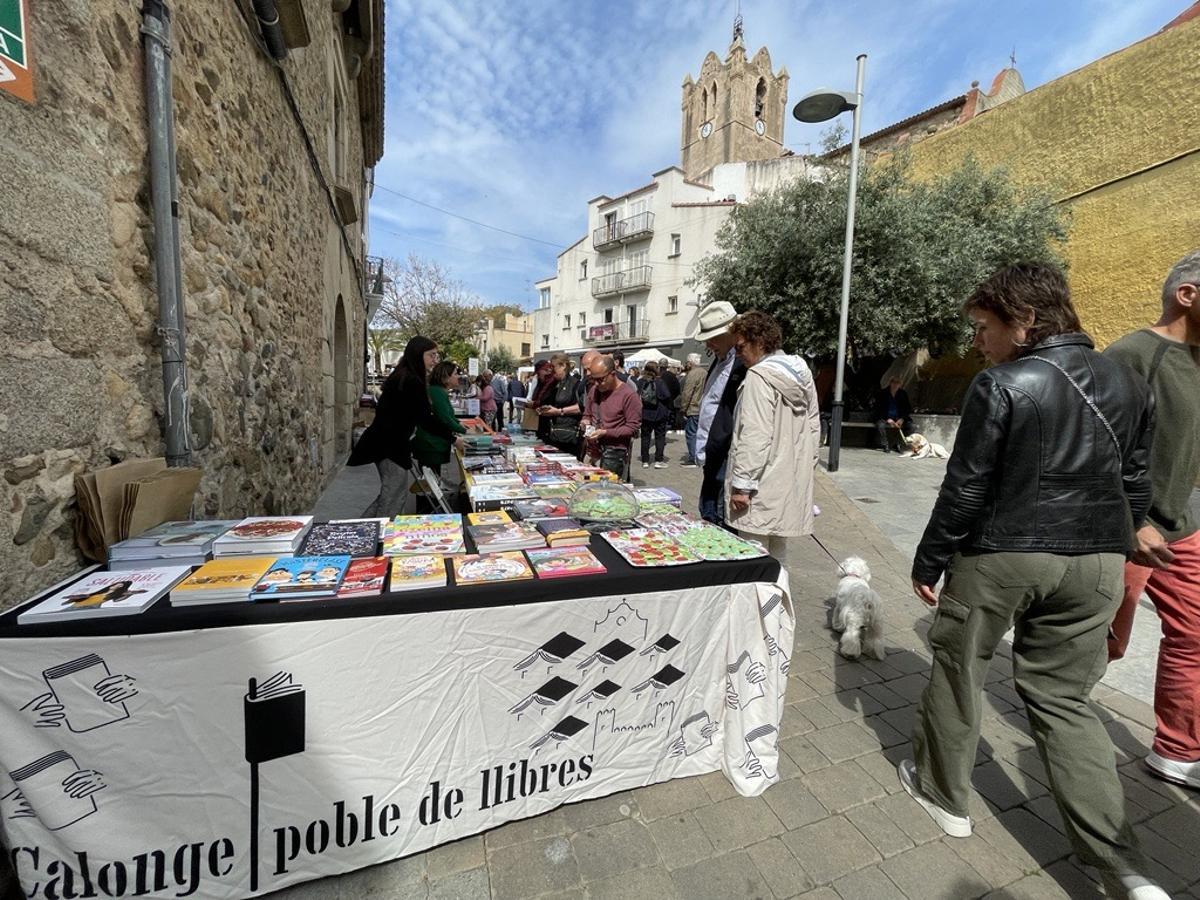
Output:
(388, 555), (447, 592)
(635, 512), (700, 536)
(512, 499), (571, 521)
(172, 556), (277, 605)
(536, 518), (590, 547)
(676, 524), (769, 562)
(336, 557), (388, 597)
(632, 487), (683, 508)
(468, 521), (546, 552)
(211, 516), (314, 556)
(532, 484), (578, 501)
(382, 514), (465, 556)
(18, 567), (191, 624)
(452, 552), (535, 586)
(468, 484), (539, 511)
(601, 528), (700, 567)
(525, 547), (607, 579)
(467, 510), (513, 526)
(251, 555), (352, 600)
(298, 520), (380, 558)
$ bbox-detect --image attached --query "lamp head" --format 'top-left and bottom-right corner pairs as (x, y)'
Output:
(792, 88), (858, 123)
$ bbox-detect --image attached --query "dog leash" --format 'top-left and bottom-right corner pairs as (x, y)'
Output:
(811, 534), (843, 571)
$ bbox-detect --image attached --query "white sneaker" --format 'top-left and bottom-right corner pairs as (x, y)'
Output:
(642, 462), (650, 469)
(1098, 871), (1172, 899)
(897, 760), (972, 838)
(1145, 751), (1200, 789)
(654, 461), (668, 469)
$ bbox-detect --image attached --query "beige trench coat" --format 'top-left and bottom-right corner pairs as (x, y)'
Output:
(725, 352), (821, 537)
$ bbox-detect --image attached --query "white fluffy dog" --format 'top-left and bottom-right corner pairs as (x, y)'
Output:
(832, 556), (886, 660)
(904, 432), (950, 459)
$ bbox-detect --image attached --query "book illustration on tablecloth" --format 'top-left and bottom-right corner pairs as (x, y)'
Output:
(525, 547), (606, 579)
(529, 715), (589, 751)
(759, 589), (789, 673)
(19, 654), (139, 733)
(535, 518), (590, 548)
(639, 633), (682, 662)
(601, 529), (700, 567)
(739, 723), (779, 780)
(244, 671), (306, 893)
(575, 638), (636, 672)
(3, 750), (107, 831)
(382, 514), (465, 556)
(512, 499), (570, 521)
(171, 556), (277, 606)
(513, 631), (586, 676)
(335, 557), (388, 597)
(388, 555), (447, 592)
(466, 510), (513, 525)
(451, 552), (535, 586)
(507, 676), (577, 716)
(107, 519), (239, 568)
(574, 679), (621, 708)
(298, 521), (380, 558)
(632, 664), (686, 696)
(17, 567), (191, 625)
(725, 651), (767, 709)
(467, 522), (545, 553)
(212, 516), (314, 557)
(668, 710), (719, 758)
(676, 524), (768, 562)
(250, 556), (351, 600)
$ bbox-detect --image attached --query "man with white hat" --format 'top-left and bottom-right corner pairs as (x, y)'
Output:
(692, 301), (745, 527)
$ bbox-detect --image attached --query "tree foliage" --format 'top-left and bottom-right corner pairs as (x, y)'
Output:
(366, 327), (405, 374)
(373, 254), (484, 349)
(693, 154), (1070, 359)
(485, 345), (518, 374)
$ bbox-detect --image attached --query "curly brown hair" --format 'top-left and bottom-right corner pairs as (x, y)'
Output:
(729, 310), (783, 355)
(964, 262), (1081, 348)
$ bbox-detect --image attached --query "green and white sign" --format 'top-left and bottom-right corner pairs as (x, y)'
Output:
(0, 0), (34, 103)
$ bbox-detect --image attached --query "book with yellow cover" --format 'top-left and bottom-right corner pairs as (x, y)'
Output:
(171, 556), (277, 605)
(388, 555), (447, 593)
(467, 510), (512, 526)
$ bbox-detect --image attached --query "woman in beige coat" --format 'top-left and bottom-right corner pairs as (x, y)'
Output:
(725, 311), (821, 567)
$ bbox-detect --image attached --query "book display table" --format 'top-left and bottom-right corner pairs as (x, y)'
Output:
(0, 543), (792, 899)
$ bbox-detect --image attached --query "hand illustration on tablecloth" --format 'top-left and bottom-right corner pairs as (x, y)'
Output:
(61, 769), (107, 799)
(20, 692), (66, 728)
(5, 751), (107, 830)
(93, 674), (138, 704)
(724, 655), (766, 710)
(24, 655), (137, 733)
(22, 672), (137, 729)
(667, 711), (718, 758)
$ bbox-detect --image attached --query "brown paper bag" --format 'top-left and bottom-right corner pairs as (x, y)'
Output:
(122, 467), (202, 539)
(93, 458), (166, 546)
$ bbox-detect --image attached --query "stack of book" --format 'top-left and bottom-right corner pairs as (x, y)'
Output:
(212, 516), (314, 558)
(468, 483), (538, 511)
(512, 499), (571, 521)
(536, 518), (590, 548)
(18, 567), (192, 624)
(337, 557), (389, 597)
(172, 556), (278, 606)
(468, 521), (546, 552)
(462, 435), (495, 456)
(467, 511), (513, 525)
(632, 487), (683, 510)
(388, 555), (448, 592)
(250, 555), (352, 601)
(382, 515), (465, 555)
(107, 519), (238, 570)
(298, 520), (381, 557)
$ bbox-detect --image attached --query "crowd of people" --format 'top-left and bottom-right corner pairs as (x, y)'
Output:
(345, 249), (1200, 900)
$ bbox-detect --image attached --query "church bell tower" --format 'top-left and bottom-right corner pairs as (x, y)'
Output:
(680, 18), (789, 181)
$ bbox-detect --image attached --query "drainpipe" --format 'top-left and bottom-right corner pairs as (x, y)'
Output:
(141, 0), (191, 466)
(251, 0), (289, 61)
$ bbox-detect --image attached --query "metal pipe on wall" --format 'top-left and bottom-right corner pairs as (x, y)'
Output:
(141, 0), (192, 466)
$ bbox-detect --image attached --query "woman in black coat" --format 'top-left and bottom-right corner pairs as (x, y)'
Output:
(637, 362), (673, 468)
(349, 336), (460, 516)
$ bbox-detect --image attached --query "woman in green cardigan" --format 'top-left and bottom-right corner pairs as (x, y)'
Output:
(412, 361), (468, 473)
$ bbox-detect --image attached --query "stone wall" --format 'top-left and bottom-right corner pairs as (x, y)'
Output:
(0, 0), (375, 610)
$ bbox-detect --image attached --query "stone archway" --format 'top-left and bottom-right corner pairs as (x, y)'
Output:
(334, 295), (351, 456)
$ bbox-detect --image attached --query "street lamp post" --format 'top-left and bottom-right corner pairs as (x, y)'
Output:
(793, 53), (867, 473)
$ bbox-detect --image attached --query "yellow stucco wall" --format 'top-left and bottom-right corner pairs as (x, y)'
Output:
(902, 15), (1200, 347)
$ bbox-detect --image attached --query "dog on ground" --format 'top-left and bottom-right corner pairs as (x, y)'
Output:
(831, 556), (886, 660)
(904, 432), (950, 459)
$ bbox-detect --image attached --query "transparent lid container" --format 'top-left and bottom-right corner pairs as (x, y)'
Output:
(567, 480), (641, 522)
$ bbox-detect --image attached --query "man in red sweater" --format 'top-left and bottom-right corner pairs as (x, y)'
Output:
(581, 355), (642, 477)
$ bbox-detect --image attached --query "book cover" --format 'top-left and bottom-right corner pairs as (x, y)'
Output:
(213, 516), (313, 548)
(468, 472), (525, 486)
(108, 519), (238, 557)
(467, 510), (512, 526)
(451, 552), (535, 585)
(468, 522), (545, 551)
(533, 484), (578, 500)
(251, 556), (352, 599)
(388, 555), (447, 592)
(18, 567), (191, 624)
(173, 556), (278, 601)
(512, 499), (570, 521)
(601, 528), (700, 567)
(526, 547), (607, 579)
(298, 521), (380, 558)
(335, 557), (388, 597)
(382, 514), (465, 556)
(535, 518), (590, 546)
(43, 654), (131, 733)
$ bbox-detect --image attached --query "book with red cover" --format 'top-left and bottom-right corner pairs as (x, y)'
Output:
(337, 557), (388, 597)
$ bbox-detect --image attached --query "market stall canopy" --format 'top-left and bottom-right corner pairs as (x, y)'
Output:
(626, 347), (682, 368)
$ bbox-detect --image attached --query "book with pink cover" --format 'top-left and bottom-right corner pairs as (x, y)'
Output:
(525, 547), (607, 579)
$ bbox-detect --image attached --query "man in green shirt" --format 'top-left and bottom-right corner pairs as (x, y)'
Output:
(1105, 249), (1200, 790)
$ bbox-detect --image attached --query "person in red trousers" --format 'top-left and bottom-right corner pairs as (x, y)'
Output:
(1105, 249), (1200, 790)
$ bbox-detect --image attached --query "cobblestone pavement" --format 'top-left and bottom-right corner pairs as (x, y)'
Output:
(6, 439), (1189, 900)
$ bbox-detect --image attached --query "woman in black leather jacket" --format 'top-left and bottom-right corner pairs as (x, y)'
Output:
(900, 263), (1164, 899)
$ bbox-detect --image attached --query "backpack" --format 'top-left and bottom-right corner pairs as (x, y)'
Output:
(638, 379), (659, 409)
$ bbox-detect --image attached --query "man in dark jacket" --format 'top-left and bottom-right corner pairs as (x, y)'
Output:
(872, 376), (914, 452)
(692, 301), (745, 528)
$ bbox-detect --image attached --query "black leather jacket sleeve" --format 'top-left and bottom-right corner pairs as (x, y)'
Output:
(1124, 388), (1155, 530)
(912, 372), (1010, 585)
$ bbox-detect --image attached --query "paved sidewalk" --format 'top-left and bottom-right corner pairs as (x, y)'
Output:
(255, 436), (1198, 900)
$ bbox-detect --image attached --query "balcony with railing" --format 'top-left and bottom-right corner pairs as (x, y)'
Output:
(583, 319), (651, 346)
(592, 211), (655, 250)
(591, 264), (652, 298)
(364, 255), (386, 318)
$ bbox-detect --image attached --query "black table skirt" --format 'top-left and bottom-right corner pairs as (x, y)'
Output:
(0, 537), (781, 639)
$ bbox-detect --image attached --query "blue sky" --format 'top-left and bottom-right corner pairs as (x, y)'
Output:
(369, 0), (1184, 312)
